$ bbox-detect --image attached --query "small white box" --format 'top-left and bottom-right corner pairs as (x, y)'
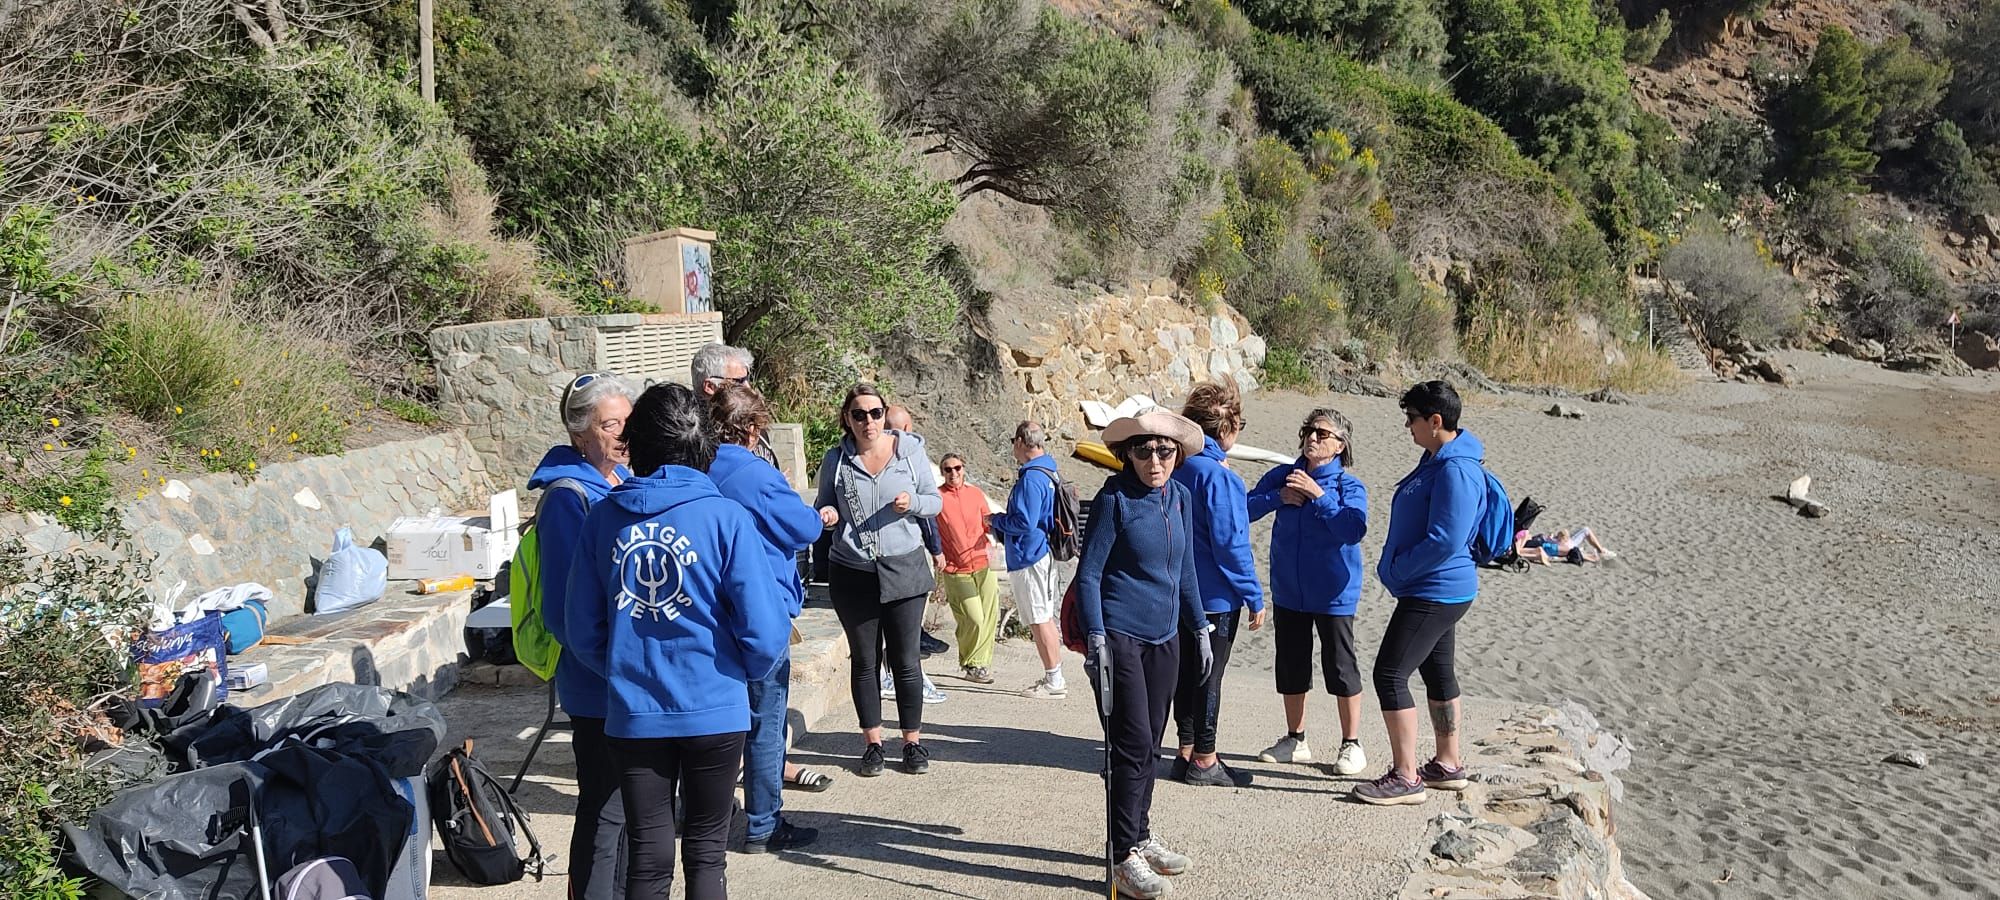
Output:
(385, 490), (521, 581)
(227, 663), (268, 691)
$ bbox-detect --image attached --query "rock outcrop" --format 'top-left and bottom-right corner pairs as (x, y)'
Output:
(986, 282), (1265, 436)
(1402, 702), (1650, 900)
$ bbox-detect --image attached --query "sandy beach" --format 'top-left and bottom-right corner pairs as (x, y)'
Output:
(1212, 351), (2000, 899)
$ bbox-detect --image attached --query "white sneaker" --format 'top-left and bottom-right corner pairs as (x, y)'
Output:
(1114, 850), (1173, 898)
(879, 672), (895, 699)
(921, 676), (947, 704)
(1135, 837), (1190, 876)
(1020, 677), (1068, 699)
(1258, 734), (1312, 763)
(1333, 740), (1368, 776)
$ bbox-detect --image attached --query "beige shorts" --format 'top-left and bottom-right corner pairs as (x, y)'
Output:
(1013, 554), (1062, 625)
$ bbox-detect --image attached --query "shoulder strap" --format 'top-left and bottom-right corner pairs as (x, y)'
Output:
(462, 752), (546, 877)
(535, 478), (591, 519)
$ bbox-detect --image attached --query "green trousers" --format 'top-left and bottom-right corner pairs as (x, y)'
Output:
(941, 567), (1001, 669)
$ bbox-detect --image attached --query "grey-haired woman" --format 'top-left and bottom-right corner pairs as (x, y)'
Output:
(1246, 408), (1371, 776)
(533, 371), (637, 900)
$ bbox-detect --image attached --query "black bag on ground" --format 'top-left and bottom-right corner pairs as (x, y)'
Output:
(428, 740), (543, 885)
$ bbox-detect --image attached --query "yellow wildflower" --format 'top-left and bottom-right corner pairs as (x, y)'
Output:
(48, 417), (60, 427)
(42, 443), (54, 452)
(126, 446), (136, 458)
(247, 461), (257, 471)
(137, 488), (149, 500)
(287, 432), (299, 443)
(58, 496), (72, 507)
(174, 405), (183, 415)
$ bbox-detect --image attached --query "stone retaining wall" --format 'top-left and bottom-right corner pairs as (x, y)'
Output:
(987, 283), (1268, 437)
(0, 433), (496, 621)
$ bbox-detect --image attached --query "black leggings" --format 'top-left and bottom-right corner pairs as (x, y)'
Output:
(609, 732), (745, 900)
(1372, 598), (1472, 711)
(830, 563), (926, 733)
(1090, 630), (1179, 858)
(1173, 609), (1240, 755)
(568, 717), (626, 900)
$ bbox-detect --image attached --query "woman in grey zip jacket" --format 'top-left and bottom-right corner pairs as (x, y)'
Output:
(814, 383), (944, 776)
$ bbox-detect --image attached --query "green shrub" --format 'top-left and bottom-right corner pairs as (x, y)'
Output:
(1944, 0), (2000, 145)
(1258, 346), (1320, 391)
(1778, 26), (1880, 191)
(1624, 10), (1672, 64)
(1848, 225), (1950, 344)
(1234, 0), (1448, 76)
(1660, 223), (1804, 343)
(0, 533), (154, 900)
(1682, 112), (1775, 198)
(1920, 121), (2000, 215)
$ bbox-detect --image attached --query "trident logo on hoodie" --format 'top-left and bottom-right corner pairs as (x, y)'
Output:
(614, 522), (702, 621)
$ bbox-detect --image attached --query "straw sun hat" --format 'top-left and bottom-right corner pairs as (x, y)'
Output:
(1101, 409), (1205, 459)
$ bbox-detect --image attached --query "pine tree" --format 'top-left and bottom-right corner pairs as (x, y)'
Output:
(1782, 26), (1882, 191)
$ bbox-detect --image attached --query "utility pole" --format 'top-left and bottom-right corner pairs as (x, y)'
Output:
(418, 0), (436, 103)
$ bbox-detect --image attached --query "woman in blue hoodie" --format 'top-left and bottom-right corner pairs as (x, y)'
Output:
(1076, 410), (1209, 900)
(1169, 381), (1265, 788)
(564, 384), (791, 900)
(1247, 408), (1370, 777)
(1355, 380), (1483, 807)
(530, 371), (635, 900)
(705, 383), (828, 855)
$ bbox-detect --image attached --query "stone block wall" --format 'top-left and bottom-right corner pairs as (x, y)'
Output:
(988, 286), (1268, 437)
(0, 433), (496, 621)
(429, 313), (724, 489)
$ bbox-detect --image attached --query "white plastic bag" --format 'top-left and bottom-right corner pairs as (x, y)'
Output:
(316, 528), (387, 614)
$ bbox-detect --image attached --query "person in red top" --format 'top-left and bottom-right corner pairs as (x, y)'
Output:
(935, 453), (1001, 683)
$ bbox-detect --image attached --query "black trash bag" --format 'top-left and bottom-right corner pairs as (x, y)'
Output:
(63, 743), (412, 900)
(162, 682), (445, 778)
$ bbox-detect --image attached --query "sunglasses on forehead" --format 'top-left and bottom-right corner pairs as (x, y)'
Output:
(847, 406), (887, 423)
(561, 371), (614, 411)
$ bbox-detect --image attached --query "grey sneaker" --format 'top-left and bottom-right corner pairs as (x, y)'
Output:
(1352, 768), (1425, 806)
(962, 665), (995, 684)
(1020, 677), (1067, 699)
(1181, 759), (1248, 787)
(1258, 733), (1312, 763)
(1113, 849), (1174, 898)
(1418, 758), (1469, 790)
(1135, 837), (1190, 876)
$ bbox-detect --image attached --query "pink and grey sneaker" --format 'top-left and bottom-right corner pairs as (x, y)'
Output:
(1418, 758), (1469, 791)
(1351, 768), (1426, 806)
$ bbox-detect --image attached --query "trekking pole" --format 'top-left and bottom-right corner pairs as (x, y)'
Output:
(1095, 638), (1117, 899)
(235, 776), (274, 900)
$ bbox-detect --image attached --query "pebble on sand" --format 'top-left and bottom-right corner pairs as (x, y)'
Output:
(1883, 749), (1929, 769)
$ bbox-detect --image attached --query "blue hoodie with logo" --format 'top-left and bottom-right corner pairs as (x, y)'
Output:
(1377, 431), (1487, 603)
(1247, 457), (1368, 616)
(707, 442), (821, 618)
(529, 446), (629, 719)
(992, 454), (1057, 571)
(562, 466), (792, 740)
(1171, 437), (1265, 615)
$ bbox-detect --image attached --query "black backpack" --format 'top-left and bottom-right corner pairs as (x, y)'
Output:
(1029, 467), (1083, 563)
(427, 740), (544, 885)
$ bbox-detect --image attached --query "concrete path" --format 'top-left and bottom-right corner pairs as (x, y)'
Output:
(431, 634), (1509, 899)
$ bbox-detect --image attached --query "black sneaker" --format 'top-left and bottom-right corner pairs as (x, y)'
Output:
(743, 820), (818, 854)
(858, 743), (886, 777)
(920, 631), (949, 658)
(902, 741), (931, 774)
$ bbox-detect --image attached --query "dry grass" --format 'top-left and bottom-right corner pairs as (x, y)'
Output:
(418, 170), (568, 322)
(1465, 310), (1680, 393)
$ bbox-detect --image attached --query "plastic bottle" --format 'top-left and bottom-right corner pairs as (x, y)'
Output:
(419, 574), (476, 594)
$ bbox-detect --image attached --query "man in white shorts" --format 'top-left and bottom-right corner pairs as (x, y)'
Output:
(991, 421), (1067, 698)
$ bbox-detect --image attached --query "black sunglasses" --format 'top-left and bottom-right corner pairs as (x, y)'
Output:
(1128, 444), (1179, 462)
(1302, 426), (1342, 441)
(847, 406), (887, 423)
(941, 464), (964, 473)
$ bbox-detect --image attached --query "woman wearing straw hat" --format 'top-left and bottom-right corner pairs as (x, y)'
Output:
(1075, 409), (1209, 899)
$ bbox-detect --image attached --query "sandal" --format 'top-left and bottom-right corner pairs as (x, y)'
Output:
(785, 767), (834, 792)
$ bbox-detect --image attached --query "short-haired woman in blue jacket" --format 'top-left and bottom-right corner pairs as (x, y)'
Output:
(1077, 409), (1209, 900)
(1247, 408), (1370, 777)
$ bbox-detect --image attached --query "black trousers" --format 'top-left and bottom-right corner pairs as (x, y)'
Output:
(609, 732), (746, 900)
(1372, 598), (1473, 711)
(1090, 630), (1179, 858)
(829, 563), (926, 732)
(1273, 606), (1362, 698)
(568, 716), (626, 900)
(1173, 608), (1240, 755)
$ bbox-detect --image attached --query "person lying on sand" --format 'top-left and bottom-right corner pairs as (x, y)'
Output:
(1513, 527), (1617, 566)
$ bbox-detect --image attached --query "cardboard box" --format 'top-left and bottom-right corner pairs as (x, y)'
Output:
(385, 490), (521, 581)
(226, 662), (268, 692)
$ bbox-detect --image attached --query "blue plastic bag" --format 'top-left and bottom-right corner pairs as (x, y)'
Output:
(317, 527), (387, 614)
(219, 598), (267, 653)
